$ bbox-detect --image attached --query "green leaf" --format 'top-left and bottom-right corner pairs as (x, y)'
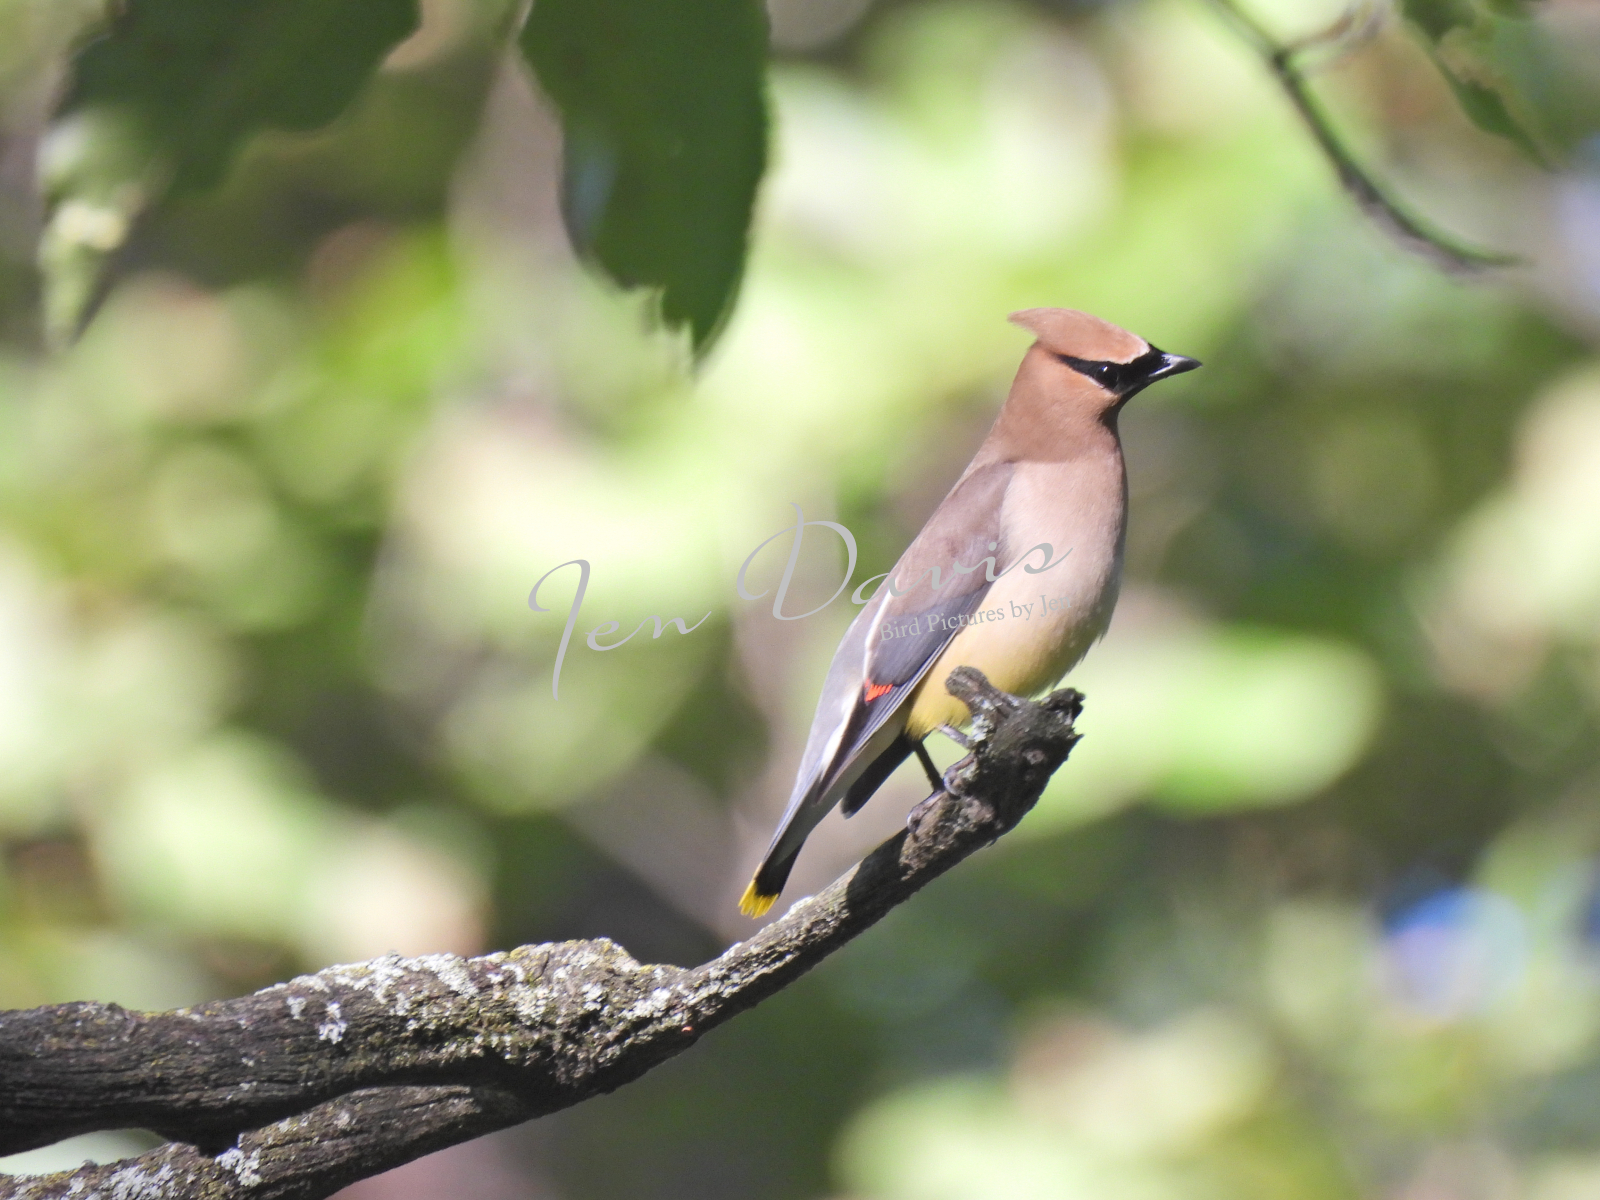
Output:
(1435, 65), (1544, 160)
(1399, 0), (1558, 162)
(40, 0), (418, 342)
(521, 0), (769, 355)
(1400, 0), (1477, 42)
(61, 0), (419, 194)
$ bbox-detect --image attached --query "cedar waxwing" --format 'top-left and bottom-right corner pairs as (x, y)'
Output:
(739, 308), (1199, 918)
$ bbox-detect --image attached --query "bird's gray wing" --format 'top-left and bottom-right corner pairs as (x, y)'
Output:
(757, 462), (1014, 870)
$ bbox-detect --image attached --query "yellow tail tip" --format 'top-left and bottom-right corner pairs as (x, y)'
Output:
(739, 881), (777, 918)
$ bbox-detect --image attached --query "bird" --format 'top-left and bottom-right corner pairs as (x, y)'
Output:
(738, 308), (1199, 918)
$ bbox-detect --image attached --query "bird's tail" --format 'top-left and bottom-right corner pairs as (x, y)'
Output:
(738, 881), (777, 918)
(738, 844), (804, 918)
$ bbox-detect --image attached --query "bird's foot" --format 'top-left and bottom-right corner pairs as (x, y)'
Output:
(912, 740), (944, 792)
(937, 723), (973, 750)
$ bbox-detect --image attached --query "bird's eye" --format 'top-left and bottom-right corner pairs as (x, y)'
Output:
(1055, 353), (1126, 392)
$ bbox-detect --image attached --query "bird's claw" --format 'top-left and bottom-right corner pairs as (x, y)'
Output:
(937, 723), (973, 750)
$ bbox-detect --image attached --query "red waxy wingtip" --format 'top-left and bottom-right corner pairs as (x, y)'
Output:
(864, 682), (893, 703)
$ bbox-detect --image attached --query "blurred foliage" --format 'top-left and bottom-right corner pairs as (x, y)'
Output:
(4, 0), (1600, 1199)
(1397, 0), (1600, 161)
(63, 0), (419, 192)
(38, 0), (770, 351)
(40, 0), (422, 337)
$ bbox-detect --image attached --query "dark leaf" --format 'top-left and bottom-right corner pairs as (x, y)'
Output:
(1400, 0), (1477, 42)
(40, 0), (419, 341)
(521, 0), (770, 354)
(61, 0), (419, 194)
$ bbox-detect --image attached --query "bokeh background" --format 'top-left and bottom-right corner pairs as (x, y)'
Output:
(6, 0), (1600, 1196)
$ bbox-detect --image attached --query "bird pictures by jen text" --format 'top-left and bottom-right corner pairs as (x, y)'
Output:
(527, 503), (1072, 699)
(879, 593), (1074, 641)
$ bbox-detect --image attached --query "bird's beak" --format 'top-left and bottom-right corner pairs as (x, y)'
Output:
(1109, 346), (1201, 403)
(1145, 350), (1201, 383)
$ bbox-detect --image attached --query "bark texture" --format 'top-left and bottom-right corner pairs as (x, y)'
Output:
(0, 668), (1083, 1200)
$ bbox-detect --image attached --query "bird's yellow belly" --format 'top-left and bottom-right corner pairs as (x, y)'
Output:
(902, 574), (1114, 739)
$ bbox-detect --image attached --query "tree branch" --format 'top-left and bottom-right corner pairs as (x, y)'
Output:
(1206, 0), (1519, 273)
(0, 668), (1083, 1200)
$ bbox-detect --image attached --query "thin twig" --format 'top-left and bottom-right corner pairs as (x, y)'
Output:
(1207, 0), (1519, 273)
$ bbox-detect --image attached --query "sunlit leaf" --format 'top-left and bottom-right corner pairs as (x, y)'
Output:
(521, 0), (769, 355)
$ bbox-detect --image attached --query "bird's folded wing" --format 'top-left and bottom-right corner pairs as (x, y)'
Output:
(794, 461), (1015, 810)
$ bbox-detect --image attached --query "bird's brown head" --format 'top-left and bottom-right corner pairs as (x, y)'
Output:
(1008, 307), (1200, 413)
